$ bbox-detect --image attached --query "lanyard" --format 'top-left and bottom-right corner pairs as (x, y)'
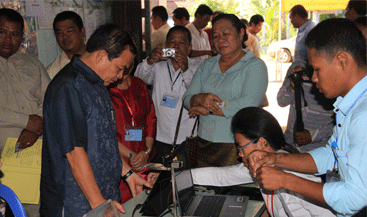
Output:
(167, 62), (181, 91)
(120, 78), (135, 126)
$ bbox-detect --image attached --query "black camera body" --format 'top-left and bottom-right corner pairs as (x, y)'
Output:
(288, 65), (313, 84)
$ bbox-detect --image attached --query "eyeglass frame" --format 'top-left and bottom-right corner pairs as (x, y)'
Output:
(236, 138), (259, 152)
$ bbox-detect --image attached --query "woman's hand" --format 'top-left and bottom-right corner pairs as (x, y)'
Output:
(130, 151), (149, 171)
(188, 106), (210, 117)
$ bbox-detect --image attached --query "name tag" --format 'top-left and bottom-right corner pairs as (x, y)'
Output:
(125, 126), (144, 141)
(161, 94), (179, 109)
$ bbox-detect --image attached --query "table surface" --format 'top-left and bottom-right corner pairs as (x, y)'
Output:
(120, 187), (266, 217)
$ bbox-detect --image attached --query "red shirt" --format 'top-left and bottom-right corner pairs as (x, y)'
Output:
(109, 76), (157, 165)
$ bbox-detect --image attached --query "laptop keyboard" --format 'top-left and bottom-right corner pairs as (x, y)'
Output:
(192, 195), (226, 217)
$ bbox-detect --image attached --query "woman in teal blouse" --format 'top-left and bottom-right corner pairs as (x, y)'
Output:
(183, 13), (268, 167)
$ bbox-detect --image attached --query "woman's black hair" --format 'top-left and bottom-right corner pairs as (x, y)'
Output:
(231, 107), (299, 153)
(212, 13), (248, 46)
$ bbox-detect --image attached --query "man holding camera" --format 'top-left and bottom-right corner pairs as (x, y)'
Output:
(277, 5), (335, 152)
(135, 26), (202, 163)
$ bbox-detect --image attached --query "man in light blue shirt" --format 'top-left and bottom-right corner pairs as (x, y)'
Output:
(277, 5), (335, 152)
(248, 18), (367, 216)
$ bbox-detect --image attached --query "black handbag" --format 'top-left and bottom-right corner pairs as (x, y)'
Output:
(171, 104), (199, 168)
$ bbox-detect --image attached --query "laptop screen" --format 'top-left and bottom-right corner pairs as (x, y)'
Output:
(175, 169), (196, 214)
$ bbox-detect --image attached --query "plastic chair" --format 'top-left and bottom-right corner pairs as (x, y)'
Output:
(0, 184), (27, 217)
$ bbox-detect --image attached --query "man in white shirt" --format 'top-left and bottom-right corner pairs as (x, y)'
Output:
(0, 8), (50, 217)
(150, 6), (171, 50)
(186, 4), (213, 60)
(47, 11), (86, 79)
(135, 26), (202, 163)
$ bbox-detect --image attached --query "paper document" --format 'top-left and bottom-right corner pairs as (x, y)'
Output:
(1, 138), (42, 204)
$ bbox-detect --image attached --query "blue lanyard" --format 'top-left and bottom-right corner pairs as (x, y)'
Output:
(167, 62), (181, 91)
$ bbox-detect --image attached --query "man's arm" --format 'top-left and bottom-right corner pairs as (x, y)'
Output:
(248, 151), (319, 176)
(66, 146), (126, 213)
(66, 147), (106, 209)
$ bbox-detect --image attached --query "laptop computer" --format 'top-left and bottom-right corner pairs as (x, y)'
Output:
(172, 145), (249, 217)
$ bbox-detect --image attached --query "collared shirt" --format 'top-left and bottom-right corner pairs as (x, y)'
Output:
(0, 50), (50, 149)
(41, 55), (122, 217)
(183, 49), (268, 143)
(191, 151), (335, 217)
(186, 23), (211, 60)
(309, 75), (367, 216)
(135, 58), (202, 144)
(151, 23), (171, 49)
(293, 20), (316, 62)
(46, 51), (70, 79)
(277, 62), (335, 152)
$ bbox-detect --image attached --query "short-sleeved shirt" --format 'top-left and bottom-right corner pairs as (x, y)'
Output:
(41, 55), (122, 217)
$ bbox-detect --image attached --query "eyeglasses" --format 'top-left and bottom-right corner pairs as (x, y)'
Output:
(236, 138), (259, 152)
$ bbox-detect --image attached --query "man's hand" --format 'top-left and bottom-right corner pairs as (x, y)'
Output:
(248, 150), (277, 177)
(147, 44), (166, 65)
(255, 166), (286, 191)
(289, 65), (303, 90)
(172, 48), (189, 72)
(125, 172), (152, 197)
(130, 151), (149, 171)
(295, 129), (312, 145)
(26, 115), (43, 136)
(16, 129), (39, 149)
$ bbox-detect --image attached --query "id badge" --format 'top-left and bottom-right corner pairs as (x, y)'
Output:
(326, 169), (340, 183)
(124, 126), (144, 141)
(161, 93), (179, 108)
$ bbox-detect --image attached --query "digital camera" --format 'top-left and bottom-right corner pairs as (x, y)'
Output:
(288, 65), (313, 84)
(162, 48), (175, 57)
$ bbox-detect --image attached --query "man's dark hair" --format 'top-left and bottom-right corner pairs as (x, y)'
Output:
(212, 14), (248, 46)
(347, 0), (367, 16)
(0, 8), (24, 32)
(249, 14), (264, 25)
(173, 7), (189, 21)
(305, 18), (366, 68)
(86, 24), (137, 60)
(152, 6), (168, 22)
(166, 25), (192, 44)
(53, 11), (84, 32)
(194, 4), (213, 17)
(290, 5), (308, 19)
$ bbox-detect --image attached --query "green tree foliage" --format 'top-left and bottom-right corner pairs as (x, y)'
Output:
(251, 0), (280, 47)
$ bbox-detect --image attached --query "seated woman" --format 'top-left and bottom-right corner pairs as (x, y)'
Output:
(183, 14), (268, 168)
(109, 62), (157, 204)
(191, 107), (336, 217)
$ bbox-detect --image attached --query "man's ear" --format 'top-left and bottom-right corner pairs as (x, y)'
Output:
(95, 50), (108, 65)
(188, 44), (192, 54)
(335, 51), (349, 71)
(81, 27), (86, 39)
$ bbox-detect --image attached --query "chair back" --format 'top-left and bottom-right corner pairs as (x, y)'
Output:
(0, 184), (27, 217)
